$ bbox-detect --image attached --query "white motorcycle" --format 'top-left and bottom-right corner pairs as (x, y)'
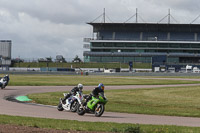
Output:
(0, 75), (9, 89)
(57, 91), (83, 112)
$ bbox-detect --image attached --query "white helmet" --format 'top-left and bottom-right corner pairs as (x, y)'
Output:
(77, 83), (83, 90)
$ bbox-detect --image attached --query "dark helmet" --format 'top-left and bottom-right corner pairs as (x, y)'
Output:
(98, 83), (104, 91)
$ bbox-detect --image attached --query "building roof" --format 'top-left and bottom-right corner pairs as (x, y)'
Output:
(88, 23), (200, 32)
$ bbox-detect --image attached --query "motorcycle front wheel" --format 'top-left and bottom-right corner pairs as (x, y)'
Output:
(57, 101), (64, 111)
(70, 100), (78, 112)
(77, 104), (85, 115)
(95, 104), (104, 117)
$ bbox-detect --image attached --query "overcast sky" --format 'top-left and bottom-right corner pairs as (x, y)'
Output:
(0, 0), (200, 60)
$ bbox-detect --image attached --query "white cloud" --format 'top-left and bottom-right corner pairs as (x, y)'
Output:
(0, 0), (199, 60)
(0, 8), (89, 60)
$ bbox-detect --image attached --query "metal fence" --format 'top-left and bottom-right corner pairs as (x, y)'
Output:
(1, 70), (200, 77)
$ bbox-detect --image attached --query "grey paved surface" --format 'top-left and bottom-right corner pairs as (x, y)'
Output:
(1, 84), (200, 127)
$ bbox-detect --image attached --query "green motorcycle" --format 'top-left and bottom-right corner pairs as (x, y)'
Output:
(77, 92), (107, 117)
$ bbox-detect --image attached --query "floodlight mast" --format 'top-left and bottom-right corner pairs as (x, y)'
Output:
(124, 8), (146, 23)
(136, 8), (138, 23)
(158, 9), (178, 24)
(90, 8), (113, 23)
(103, 8), (105, 23)
(168, 9), (170, 24)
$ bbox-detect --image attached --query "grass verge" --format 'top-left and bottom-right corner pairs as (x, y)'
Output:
(0, 114), (200, 133)
(2, 74), (200, 86)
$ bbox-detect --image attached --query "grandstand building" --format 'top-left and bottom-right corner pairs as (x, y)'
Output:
(83, 22), (200, 69)
(83, 8), (200, 71)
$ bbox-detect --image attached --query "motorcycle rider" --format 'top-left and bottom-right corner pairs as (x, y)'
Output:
(4, 75), (9, 86)
(0, 74), (9, 89)
(61, 83), (83, 104)
(84, 83), (105, 103)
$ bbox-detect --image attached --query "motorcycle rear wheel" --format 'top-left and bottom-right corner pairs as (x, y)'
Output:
(77, 104), (85, 115)
(95, 104), (104, 117)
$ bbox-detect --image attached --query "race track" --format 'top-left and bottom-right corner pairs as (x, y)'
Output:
(1, 84), (200, 127)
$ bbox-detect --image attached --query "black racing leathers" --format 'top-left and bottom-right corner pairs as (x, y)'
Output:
(85, 87), (104, 103)
(62, 87), (79, 103)
(91, 87), (104, 97)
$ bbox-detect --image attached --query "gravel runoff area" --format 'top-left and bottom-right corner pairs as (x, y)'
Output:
(1, 81), (200, 132)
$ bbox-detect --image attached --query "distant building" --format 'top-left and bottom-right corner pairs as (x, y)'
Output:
(0, 40), (12, 70)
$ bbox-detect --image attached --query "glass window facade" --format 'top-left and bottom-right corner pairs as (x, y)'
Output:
(85, 56), (151, 63)
(167, 57), (179, 63)
(87, 41), (200, 63)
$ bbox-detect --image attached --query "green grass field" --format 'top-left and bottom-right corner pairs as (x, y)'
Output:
(1, 115), (200, 133)
(2, 74), (200, 132)
(3, 74), (200, 86)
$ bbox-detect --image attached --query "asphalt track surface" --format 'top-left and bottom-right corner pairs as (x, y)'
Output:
(1, 84), (200, 127)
